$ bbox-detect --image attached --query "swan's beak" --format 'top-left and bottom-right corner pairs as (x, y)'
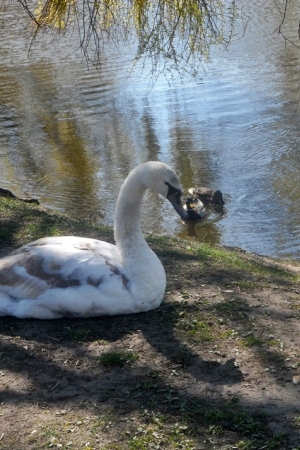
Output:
(168, 193), (189, 220)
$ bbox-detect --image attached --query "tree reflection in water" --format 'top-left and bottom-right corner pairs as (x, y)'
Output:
(15, 0), (240, 78)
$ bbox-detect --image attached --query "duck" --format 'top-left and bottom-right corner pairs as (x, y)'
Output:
(0, 161), (189, 319)
(188, 187), (225, 206)
(183, 196), (206, 220)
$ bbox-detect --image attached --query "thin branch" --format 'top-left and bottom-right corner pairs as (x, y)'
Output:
(274, 0), (300, 49)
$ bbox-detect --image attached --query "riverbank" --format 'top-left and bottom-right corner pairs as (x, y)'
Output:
(0, 197), (299, 449)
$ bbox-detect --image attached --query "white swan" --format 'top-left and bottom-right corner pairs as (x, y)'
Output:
(0, 161), (188, 319)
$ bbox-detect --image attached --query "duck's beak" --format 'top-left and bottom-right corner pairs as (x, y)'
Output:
(168, 193), (189, 220)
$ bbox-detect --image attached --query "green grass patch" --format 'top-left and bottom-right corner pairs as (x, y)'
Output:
(294, 416), (300, 427)
(239, 334), (265, 348)
(99, 351), (138, 366)
(185, 319), (213, 342)
(215, 298), (249, 313)
(195, 243), (299, 284)
(0, 197), (113, 250)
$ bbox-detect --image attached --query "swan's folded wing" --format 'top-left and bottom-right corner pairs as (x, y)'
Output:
(0, 253), (49, 298)
(0, 239), (122, 300)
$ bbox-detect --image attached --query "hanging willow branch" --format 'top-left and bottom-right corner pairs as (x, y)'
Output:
(274, 0), (300, 49)
(14, 0), (240, 77)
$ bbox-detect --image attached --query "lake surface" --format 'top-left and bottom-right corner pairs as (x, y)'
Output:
(1, 0), (300, 259)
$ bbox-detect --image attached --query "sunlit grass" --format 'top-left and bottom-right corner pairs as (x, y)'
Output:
(184, 319), (213, 342)
(196, 243), (298, 280)
(0, 197), (113, 250)
(239, 334), (265, 348)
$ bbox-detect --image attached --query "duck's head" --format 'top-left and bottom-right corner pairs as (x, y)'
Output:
(185, 196), (202, 210)
(211, 190), (225, 206)
(183, 196), (206, 221)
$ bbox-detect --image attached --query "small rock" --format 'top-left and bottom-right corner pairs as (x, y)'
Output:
(292, 375), (300, 385)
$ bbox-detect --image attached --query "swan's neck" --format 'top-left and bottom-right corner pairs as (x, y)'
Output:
(114, 169), (148, 256)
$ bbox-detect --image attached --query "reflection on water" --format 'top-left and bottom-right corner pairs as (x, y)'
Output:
(1, 0), (300, 258)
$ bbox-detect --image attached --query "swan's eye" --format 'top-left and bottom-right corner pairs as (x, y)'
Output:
(165, 182), (182, 198)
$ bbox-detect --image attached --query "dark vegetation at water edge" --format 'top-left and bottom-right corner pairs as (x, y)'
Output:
(0, 197), (300, 449)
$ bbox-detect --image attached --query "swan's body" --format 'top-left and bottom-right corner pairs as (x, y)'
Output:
(189, 188), (225, 206)
(0, 162), (188, 319)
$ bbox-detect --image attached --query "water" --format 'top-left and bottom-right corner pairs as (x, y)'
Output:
(1, 1), (300, 259)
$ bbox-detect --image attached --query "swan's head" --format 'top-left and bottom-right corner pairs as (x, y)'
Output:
(140, 161), (189, 220)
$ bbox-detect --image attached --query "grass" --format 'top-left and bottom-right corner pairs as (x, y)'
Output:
(0, 196), (113, 251)
(186, 320), (213, 342)
(239, 334), (265, 348)
(30, 408), (288, 450)
(99, 351), (139, 366)
(195, 244), (298, 281)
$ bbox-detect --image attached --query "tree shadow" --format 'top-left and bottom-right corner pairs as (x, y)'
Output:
(0, 329), (299, 448)
(0, 301), (244, 385)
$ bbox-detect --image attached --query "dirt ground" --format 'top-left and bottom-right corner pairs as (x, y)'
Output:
(0, 232), (300, 449)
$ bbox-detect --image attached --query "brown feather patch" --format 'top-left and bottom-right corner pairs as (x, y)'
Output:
(105, 260), (130, 291)
(0, 252), (81, 298)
